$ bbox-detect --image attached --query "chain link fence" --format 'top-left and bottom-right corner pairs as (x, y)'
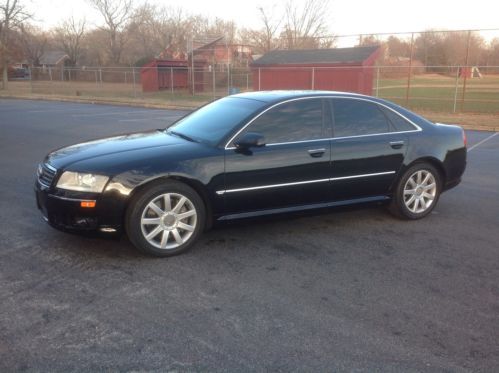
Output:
(6, 64), (499, 115)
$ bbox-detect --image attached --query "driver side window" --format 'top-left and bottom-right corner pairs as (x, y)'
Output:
(239, 99), (324, 145)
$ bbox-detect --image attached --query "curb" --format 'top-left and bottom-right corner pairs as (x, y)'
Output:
(0, 93), (203, 111)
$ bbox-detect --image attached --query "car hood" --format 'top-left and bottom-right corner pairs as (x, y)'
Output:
(46, 130), (185, 169)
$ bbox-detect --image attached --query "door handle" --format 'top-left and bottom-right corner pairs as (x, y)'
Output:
(389, 141), (405, 149)
(308, 148), (326, 158)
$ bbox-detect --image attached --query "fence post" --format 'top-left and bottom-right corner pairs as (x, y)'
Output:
(99, 68), (102, 85)
(246, 73), (249, 91)
(258, 68), (261, 91)
(375, 66), (380, 97)
(453, 66), (460, 113)
(29, 67), (33, 94)
(132, 67), (137, 98)
(405, 32), (415, 106)
(227, 63), (230, 95)
(191, 39), (195, 96)
(94, 70), (98, 87)
(461, 30), (472, 111)
(213, 65), (216, 99)
(311, 67), (315, 90)
(170, 67), (174, 95)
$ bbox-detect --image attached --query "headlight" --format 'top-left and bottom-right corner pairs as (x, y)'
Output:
(56, 171), (109, 193)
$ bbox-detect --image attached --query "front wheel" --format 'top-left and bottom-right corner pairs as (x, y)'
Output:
(389, 163), (442, 220)
(125, 181), (205, 257)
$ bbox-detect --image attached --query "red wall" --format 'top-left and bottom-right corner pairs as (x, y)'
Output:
(252, 63), (375, 95)
(140, 60), (205, 92)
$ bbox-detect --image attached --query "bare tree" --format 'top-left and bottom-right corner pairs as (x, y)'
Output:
(20, 24), (47, 66)
(282, 0), (332, 49)
(0, 0), (31, 89)
(238, 5), (281, 54)
(125, 4), (191, 64)
(258, 5), (281, 52)
(88, 0), (133, 65)
(54, 17), (86, 66)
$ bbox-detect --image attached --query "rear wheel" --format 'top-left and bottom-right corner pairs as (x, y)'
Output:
(126, 181), (205, 257)
(389, 163), (442, 219)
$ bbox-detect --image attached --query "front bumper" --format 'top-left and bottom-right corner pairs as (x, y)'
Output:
(35, 181), (125, 233)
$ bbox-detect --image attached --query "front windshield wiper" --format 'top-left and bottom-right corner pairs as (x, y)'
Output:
(167, 130), (198, 143)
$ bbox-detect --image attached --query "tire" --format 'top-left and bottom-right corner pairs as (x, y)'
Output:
(389, 163), (442, 220)
(125, 180), (206, 257)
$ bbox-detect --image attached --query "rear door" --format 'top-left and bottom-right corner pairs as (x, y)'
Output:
(329, 98), (415, 201)
(222, 98), (332, 215)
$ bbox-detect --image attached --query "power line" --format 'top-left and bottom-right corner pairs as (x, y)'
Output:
(280, 28), (499, 40)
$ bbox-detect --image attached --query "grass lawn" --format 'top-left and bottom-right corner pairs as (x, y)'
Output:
(374, 74), (499, 114)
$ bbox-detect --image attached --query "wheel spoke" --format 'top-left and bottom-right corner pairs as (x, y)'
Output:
(172, 229), (183, 244)
(423, 183), (436, 191)
(413, 198), (420, 212)
(163, 194), (172, 211)
(423, 192), (434, 200)
(178, 222), (194, 232)
(422, 172), (431, 185)
(177, 210), (196, 220)
(406, 195), (416, 206)
(160, 230), (170, 248)
(408, 177), (417, 188)
(148, 202), (164, 216)
(142, 218), (161, 225)
(146, 225), (163, 240)
(172, 196), (187, 213)
(404, 188), (416, 195)
(417, 171), (423, 184)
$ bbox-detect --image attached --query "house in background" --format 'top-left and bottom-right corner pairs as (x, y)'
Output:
(39, 51), (70, 70)
(251, 46), (381, 95)
(141, 37), (253, 93)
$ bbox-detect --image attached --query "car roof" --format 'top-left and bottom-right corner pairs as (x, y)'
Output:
(231, 90), (366, 103)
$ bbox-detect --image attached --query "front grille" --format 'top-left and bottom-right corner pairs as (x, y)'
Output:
(38, 163), (57, 187)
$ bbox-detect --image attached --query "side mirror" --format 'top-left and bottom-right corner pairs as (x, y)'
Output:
(234, 132), (266, 149)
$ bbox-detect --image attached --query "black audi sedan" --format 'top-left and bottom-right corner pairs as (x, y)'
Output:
(35, 91), (467, 256)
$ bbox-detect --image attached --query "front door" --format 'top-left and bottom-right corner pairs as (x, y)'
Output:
(222, 98), (332, 215)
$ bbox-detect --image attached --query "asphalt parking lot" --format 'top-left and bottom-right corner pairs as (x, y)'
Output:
(1, 99), (498, 372)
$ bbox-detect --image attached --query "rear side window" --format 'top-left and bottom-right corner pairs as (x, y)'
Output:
(381, 107), (418, 132)
(332, 99), (390, 137)
(243, 99), (323, 144)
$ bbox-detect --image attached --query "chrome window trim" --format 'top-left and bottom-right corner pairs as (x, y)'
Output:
(224, 96), (422, 150)
(216, 171), (396, 195)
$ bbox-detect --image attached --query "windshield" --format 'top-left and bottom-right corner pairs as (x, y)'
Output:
(167, 97), (266, 146)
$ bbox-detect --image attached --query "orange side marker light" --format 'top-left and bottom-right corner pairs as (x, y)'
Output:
(81, 201), (96, 208)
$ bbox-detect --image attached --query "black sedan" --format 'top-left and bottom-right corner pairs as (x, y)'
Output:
(35, 91), (467, 256)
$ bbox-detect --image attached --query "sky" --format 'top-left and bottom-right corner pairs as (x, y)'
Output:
(29, 0), (499, 45)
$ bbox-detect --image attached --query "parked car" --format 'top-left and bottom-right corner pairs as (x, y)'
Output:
(35, 91), (467, 256)
(8, 67), (28, 79)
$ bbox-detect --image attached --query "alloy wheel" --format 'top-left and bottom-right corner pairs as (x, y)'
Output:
(140, 193), (197, 249)
(403, 170), (437, 214)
